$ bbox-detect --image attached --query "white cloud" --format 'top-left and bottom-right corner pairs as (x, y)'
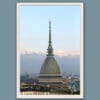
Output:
(20, 49), (80, 56)
(54, 50), (80, 56)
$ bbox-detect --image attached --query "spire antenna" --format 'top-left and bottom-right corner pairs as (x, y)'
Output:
(47, 20), (53, 56)
(49, 20), (51, 45)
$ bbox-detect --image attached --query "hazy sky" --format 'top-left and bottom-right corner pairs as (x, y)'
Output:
(19, 5), (81, 56)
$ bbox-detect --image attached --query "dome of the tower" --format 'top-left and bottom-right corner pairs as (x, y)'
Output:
(40, 56), (61, 75)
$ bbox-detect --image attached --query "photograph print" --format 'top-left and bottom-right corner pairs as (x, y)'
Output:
(17, 2), (84, 99)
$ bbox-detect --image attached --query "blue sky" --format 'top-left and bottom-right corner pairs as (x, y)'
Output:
(20, 5), (81, 56)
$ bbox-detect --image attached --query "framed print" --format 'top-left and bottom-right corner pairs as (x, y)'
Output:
(17, 2), (84, 99)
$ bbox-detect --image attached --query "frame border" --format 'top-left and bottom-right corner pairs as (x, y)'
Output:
(16, 2), (84, 99)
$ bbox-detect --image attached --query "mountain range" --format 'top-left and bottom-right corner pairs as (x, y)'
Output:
(20, 52), (80, 77)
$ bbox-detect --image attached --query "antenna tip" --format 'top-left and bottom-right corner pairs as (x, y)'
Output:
(49, 19), (51, 23)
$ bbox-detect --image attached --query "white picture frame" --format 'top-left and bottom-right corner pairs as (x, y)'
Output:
(17, 2), (84, 99)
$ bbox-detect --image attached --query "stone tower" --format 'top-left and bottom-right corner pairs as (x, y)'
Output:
(39, 21), (62, 85)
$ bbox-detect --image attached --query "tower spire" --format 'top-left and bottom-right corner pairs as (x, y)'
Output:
(47, 20), (53, 56)
(49, 20), (51, 46)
